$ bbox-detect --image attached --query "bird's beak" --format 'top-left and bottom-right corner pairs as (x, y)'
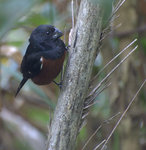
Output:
(15, 77), (28, 97)
(53, 28), (63, 39)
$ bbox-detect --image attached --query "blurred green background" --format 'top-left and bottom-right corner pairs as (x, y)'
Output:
(0, 0), (146, 150)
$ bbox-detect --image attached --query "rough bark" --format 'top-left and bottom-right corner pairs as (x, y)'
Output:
(47, 0), (103, 150)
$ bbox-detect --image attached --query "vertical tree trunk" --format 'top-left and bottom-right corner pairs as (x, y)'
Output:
(47, 0), (103, 150)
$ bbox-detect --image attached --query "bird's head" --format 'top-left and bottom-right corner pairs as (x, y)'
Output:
(29, 25), (63, 44)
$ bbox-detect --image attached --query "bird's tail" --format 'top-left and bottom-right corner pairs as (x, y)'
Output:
(15, 77), (28, 97)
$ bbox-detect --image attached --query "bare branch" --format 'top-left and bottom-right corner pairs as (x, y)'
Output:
(85, 81), (111, 109)
(100, 79), (146, 150)
(113, 0), (126, 15)
(92, 39), (137, 79)
(93, 140), (106, 150)
(89, 45), (138, 97)
(103, 0), (126, 32)
(100, 22), (121, 41)
(82, 125), (102, 150)
(82, 112), (121, 150)
(71, 0), (75, 29)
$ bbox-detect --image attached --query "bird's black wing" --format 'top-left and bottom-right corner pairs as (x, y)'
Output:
(26, 39), (66, 60)
(36, 39), (67, 59)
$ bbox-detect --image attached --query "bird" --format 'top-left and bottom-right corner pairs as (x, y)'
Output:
(15, 25), (67, 96)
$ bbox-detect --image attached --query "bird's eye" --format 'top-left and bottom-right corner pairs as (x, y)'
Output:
(46, 31), (49, 35)
(50, 28), (55, 32)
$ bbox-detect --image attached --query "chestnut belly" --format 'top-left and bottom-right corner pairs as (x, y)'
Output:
(32, 52), (66, 85)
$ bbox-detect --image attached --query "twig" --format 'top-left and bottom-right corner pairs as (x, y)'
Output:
(85, 82), (111, 109)
(92, 39), (137, 80)
(93, 140), (106, 150)
(75, 0), (79, 20)
(100, 79), (146, 150)
(113, 0), (126, 16)
(81, 112), (121, 150)
(71, 0), (75, 29)
(82, 125), (102, 150)
(101, 22), (121, 41)
(105, 0), (126, 28)
(64, 25), (67, 44)
(89, 45), (138, 97)
(100, 0), (126, 41)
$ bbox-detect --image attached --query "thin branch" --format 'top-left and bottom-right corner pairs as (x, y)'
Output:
(75, 0), (79, 20)
(102, 14), (120, 35)
(100, 22), (121, 41)
(89, 45), (138, 97)
(81, 81), (111, 129)
(81, 125), (102, 150)
(113, 0), (126, 16)
(100, 0), (126, 42)
(82, 112), (121, 150)
(85, 81), (111, 109)
(100, 79), (146, 150)
(93, 140), (106, 150)
(71, 0), (75, 29)
(64, 25), (67, 44)
(104, 0), (126, 29)
(92, 39), (137, 80)
(103, 112), (121, 124)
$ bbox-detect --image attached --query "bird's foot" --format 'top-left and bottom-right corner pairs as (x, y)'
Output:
(66, 45), (70, 51)
(53, 81), (62, 89)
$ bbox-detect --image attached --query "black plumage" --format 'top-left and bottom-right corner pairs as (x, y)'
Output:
(15, 25), (67, 96)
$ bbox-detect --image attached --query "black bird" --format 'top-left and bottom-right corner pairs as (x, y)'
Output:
(15, 25), (67, 96)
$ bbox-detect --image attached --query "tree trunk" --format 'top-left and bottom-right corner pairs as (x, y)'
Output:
(47, 0), (103, 150)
